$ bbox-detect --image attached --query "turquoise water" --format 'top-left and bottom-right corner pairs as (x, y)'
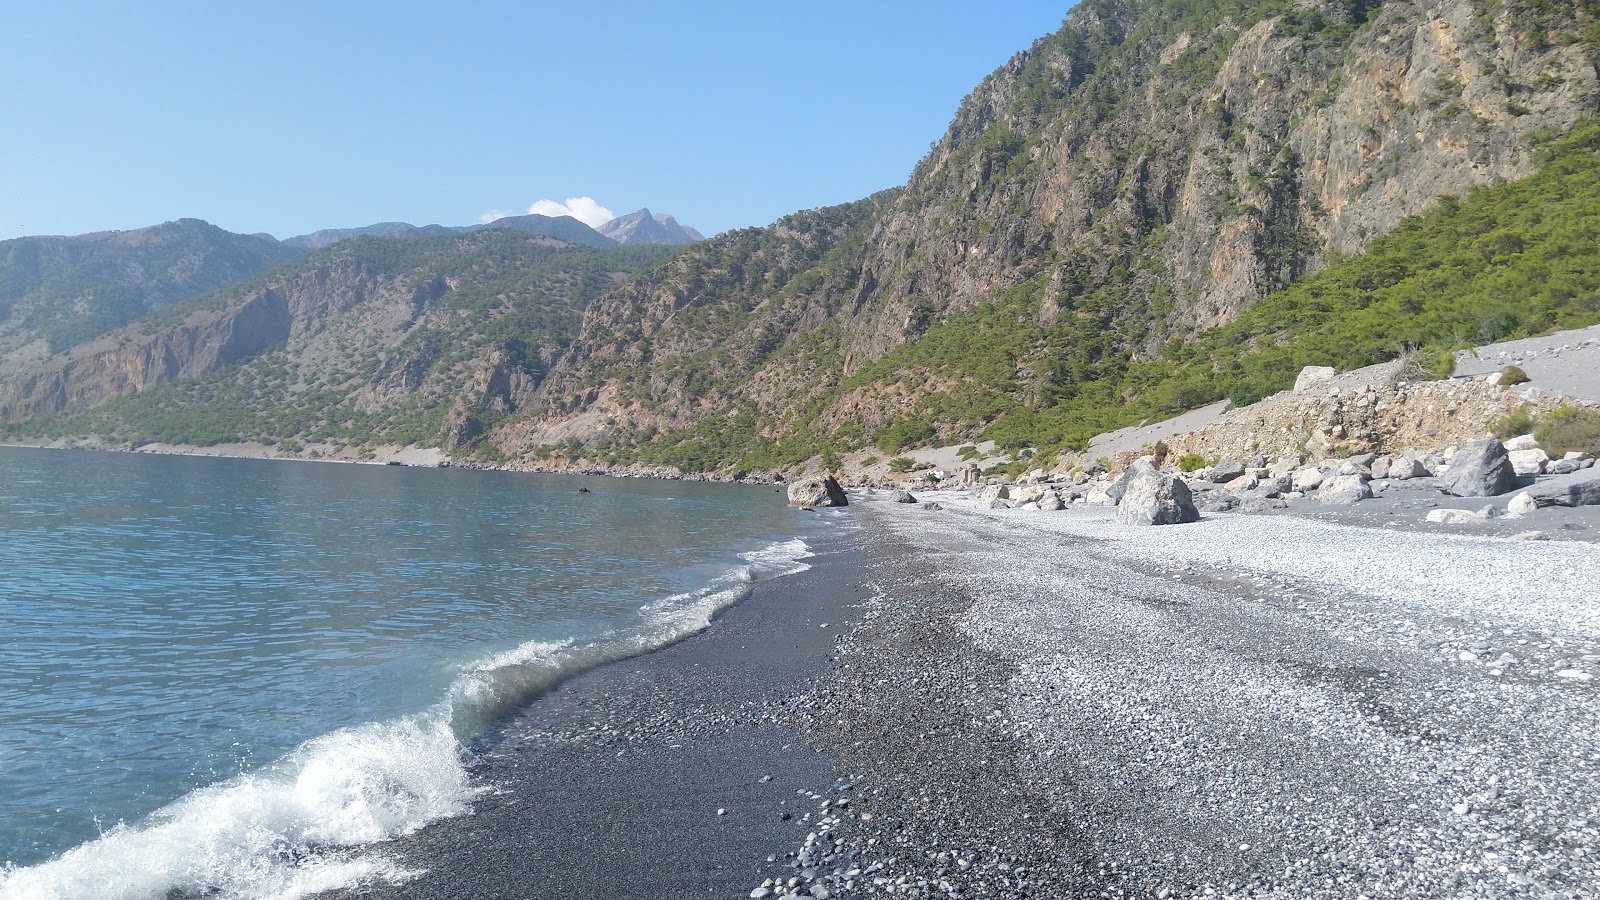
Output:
(0, 448), (814, 899)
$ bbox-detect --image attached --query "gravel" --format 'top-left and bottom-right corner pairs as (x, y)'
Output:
(752, 499), (1600, 899)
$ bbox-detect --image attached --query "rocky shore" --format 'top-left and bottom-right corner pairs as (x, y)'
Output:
(754, 498), (1600, 899)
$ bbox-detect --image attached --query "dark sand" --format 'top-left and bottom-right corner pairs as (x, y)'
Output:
(324, 528), (870, 899)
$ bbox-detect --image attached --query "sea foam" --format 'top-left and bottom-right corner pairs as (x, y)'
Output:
(0, 537), (812, 900)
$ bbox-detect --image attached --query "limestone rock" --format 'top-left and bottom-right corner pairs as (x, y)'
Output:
(1506, 492), (1538, 518)
(1503, 434), (1539, 452)
(1317, 474), (1373, 505)
(1437, 438), (1517, 497)
(1427, 508), (1489, 524)
(1291, 467), (1325, 492)
(1205, 460), (1246, 483)
(1114, 461), (1200, 526)
(891, 490), (918, 504)
(1294, 366), (1337, 394)
(1387, 457), (1430, 480)
(788, 476), (848, 507)
(1507, 448), (1549, 476)
(976, 484), (1011, 505)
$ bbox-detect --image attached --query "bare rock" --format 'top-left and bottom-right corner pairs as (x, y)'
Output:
(1438, 438), (1517, 497)
(788, 476), (848, 507)
(1114, 461), (1200, 526)
(1294, 365), (1337, 394)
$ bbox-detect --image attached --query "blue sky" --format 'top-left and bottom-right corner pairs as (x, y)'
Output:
(0, 2), (1070, 241)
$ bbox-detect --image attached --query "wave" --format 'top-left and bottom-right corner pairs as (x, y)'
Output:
(0, 538), (813, 900)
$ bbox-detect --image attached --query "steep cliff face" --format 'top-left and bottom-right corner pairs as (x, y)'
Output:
(0, 232), (675, 447)
(0, 218), (304, 363)
(497, 0), (1599, 466)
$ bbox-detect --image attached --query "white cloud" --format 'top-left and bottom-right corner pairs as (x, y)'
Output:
(478, 209), (510, 224)
(527, 196), (615, 228)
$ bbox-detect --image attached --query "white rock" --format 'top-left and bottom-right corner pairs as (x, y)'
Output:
(1427, 509), (1489, 525)
(1507, 448), (1549, 477)
(1503, 434), (1540, 452)
(1294, 365), (1337, 393)
(1291, 467), (1325, 492)
(1506, 492), (1538, 518)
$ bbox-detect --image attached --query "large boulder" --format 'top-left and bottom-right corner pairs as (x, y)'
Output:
(1524, 468), (1600, 508)
(1294, 365), (1337, 393)
(891, 490), (918, 504)
(1204, 460), (1247, 483)
(1114, 461), (1200, 526)
(1507, 448), (1549, 476)
(1438, 438), (1518, 497)
(788, 476), (848, 507)
(1291, 466), (1326, 492)
(1387, 456), (1430, 480)
(976, 484), (1011, 505)
(1318, 474), (1374, 505)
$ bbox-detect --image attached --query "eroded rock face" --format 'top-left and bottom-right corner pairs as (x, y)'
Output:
(1438, 438), (1518, 497)
(788, 476), (848, 507)
(1114, 461), (1200, 526)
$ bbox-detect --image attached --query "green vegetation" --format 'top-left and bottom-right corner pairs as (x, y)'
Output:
(589, 115), (1600, 473)
(1491, 406), (1537, 441)
(1535, 405), (1600, 457)
(887, 456), (922, 473)
(6, 233), (675, 448)
(1177, 453), (1209, 473)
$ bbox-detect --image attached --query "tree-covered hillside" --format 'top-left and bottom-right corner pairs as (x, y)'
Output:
(562, 117), (1600, 471)
(4, 233), (675, 448)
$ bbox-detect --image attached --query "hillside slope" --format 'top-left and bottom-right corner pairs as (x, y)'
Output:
(0, 219), (304, 362)
(0, 233), (675, 446)
(495, 0), (1599, 470)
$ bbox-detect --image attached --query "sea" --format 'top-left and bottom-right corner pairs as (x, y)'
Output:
(0, 447), (821, 900)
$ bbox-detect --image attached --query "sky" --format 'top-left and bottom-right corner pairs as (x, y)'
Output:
(0, 2), (1070, 242)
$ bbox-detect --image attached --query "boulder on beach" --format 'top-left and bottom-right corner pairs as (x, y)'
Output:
(891, 490), (918, 504)
(1387, 456), (1429, 480)
(1317, 474), (1373, 504)
(1523, 468), (1600, 508)
(1114, 461), (1199, 526)
(976, 483), (1010, 505)
(1438, 438), (1517, 497)
(787, 476), (848, 507)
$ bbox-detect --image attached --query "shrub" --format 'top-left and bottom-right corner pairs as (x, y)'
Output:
(1491, 405), (1536, 440)
(1534, 405), (1600, 456)
(1177, 452), (1208, 473)
(1498, 364), (1530, 385)
(887, 456), (920, 473)
(858, 455), (879, 467)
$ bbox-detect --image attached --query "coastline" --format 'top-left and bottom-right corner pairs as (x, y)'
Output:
(323, 493), (1600, 899)
(775, 497), (1600, 899)
(320, 517), (871, 900)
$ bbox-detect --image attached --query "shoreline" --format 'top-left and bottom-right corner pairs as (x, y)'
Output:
(327, 494), (1600, 898)
(320, 517), (870, 900)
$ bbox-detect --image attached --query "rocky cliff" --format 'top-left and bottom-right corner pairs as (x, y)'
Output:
(0, 218), (304, 363)
(494, 0), (1599, 469)
(0, 233), (675, 446)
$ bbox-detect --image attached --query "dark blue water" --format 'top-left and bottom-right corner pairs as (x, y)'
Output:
(0, 448), (815, 899)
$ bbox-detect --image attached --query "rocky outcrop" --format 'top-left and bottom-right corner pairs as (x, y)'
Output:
(493, 0), (1599, 457)
(1438, 438), (1518, 497)
(1114, 460), (1199, 526)
(788, 475), (848, 508)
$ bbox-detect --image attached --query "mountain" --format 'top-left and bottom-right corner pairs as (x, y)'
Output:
(596, 209), (706, 245)
(0, 218), (304, 362)
(282, 214), (617, 250)
(483, 0), (1600, 470)
(0, 231), (676, 444)
(5, 0), (1599, 472)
